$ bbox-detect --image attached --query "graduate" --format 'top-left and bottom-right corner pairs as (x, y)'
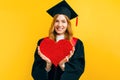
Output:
(31, 0), (85, 80)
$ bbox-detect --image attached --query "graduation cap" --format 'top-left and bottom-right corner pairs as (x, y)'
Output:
(47, 0), (78, 26)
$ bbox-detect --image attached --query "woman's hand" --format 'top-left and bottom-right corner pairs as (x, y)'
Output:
(59, 47), (75, 71)
(68, 47), (75, 59)
(38, 46), (52, 72)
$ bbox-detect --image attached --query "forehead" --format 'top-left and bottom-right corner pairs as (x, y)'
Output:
(56, 14), (67, 20)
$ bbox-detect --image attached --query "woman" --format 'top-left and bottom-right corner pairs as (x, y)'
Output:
(32, 1), (85, 80)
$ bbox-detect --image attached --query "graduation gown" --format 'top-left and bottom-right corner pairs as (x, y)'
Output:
(31, 38), (85, 80)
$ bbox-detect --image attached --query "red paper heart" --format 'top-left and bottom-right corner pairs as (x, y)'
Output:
(39, 37), (73, 66)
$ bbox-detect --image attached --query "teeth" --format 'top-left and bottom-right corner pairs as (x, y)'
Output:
(57, 28), (63, 31)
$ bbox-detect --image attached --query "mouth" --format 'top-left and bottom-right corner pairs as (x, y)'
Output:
(56, 27), (64, 31)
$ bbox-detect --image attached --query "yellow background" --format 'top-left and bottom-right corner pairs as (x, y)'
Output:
(0, 0), (120, 80)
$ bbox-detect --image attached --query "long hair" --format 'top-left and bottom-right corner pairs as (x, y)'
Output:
(49, 14), (73, 41)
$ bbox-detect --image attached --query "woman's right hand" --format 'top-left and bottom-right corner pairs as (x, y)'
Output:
(38, 46), (52, 72)
(58, 47), (75, 71)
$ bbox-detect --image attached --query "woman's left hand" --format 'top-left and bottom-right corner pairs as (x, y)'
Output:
(59, 47), (75, 71)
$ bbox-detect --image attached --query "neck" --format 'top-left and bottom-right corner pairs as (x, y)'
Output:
(56, 34), (65, 42)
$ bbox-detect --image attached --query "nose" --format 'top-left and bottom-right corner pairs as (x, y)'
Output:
(58, 22), (62, 27)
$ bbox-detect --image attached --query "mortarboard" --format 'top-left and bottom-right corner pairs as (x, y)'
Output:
(47, 0), (78, 26)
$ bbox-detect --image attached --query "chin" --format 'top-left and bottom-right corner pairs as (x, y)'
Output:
(56, 32), (64, 35)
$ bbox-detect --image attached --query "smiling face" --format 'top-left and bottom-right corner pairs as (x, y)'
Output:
(54, 14), (68, 35)
(49, 14), (73, 41)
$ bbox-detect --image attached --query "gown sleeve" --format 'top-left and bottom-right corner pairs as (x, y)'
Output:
(31, 39), (48, 80)
(60, 39), (85, 80)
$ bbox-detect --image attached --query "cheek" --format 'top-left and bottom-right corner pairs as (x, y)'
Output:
(64, 24), (68, 29)
(54, 22), (58, 27)
(64, 27), (68, 31)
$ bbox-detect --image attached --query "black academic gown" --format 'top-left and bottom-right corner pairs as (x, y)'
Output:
(31, 38), (85, 80)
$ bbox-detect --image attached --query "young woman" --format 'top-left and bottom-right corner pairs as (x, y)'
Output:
(32, 1), (85, 80)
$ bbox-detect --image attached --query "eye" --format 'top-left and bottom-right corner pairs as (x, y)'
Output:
(62, 20), (66, 23)
(55, 20), (59, 22)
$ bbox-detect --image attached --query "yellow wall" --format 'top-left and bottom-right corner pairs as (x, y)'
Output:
(0, 0), (120, 80)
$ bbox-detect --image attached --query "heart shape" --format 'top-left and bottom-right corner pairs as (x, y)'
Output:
(39, 37), (73, 66)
